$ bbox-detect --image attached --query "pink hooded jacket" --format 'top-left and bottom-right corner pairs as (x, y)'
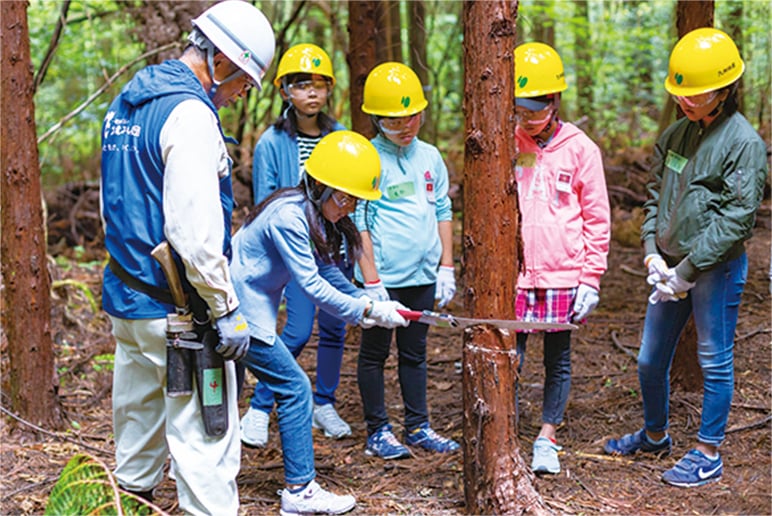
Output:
(515, 122), (610, 291)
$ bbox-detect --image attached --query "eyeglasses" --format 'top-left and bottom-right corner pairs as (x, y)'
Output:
(331, 190), (357, 210)
(514, 104), (554, 122)
(287, 79), (330, 93)
(672, 91), (717, 108)
(378, 112), (422, 132)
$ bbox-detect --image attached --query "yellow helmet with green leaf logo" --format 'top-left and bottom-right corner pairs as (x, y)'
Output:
(514, 42), (568, 98)
(304, 131), (382, 201)
(273, 43), (335, 87)
(362, 62), (428, 117)
(664, 27), (744, 96)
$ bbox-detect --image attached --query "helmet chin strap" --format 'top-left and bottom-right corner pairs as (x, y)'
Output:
(302, 173), (333, 210)
(204, 45), (245, 99)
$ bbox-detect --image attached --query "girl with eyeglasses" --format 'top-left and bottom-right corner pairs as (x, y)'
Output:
(353, 62), (459, 460)
(242, 44), (353, 448)
(232, 131), (409, 515)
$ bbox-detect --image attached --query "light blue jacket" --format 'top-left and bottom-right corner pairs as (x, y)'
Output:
(353, 134), (452, 288)
(252, 122), (346, 204)
(230, 192), (367, 345)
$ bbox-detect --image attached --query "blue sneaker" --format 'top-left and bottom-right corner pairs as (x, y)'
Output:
(365, 425), (411, 460)
(662, 449), (723, 487)
(404, 423), (460, 453)
(604, 429), (671, 457)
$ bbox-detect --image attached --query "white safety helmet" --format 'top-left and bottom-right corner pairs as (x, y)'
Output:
(190, 0), (275, 90)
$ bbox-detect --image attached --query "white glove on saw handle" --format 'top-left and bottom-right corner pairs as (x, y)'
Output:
(435, 265), (456, 308)
(366, 300), (409, 329)
(364, 279), (390, 302)
(572, 284), (599, 322)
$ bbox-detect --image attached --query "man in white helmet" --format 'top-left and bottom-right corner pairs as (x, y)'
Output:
(99, 2), (274, 513)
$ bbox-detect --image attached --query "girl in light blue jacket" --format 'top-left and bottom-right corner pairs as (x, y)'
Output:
(353, 62), (459, 460)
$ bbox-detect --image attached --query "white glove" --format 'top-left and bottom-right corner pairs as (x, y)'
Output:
(655, 271), (695, 297)
(572, 284), (599, 322)
(435, 265), (456, 308)
(364, 280), (390, 302)
(648, 287), (680, 305)
(368, 300), (409, 329)
(644, 254), (669, 286)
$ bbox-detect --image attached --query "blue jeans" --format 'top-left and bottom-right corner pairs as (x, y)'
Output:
(638, 253), (747, 446)
(357, 284), (435, 435)
(241, 335), (315, 485)
(250, 261), (352, 411)
(517, 331), (571, 426)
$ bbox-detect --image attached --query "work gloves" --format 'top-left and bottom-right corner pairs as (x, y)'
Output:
(435, 265), (456, 308)
(572, 284), (599, 322)
(359, 297), (409, 329)
(364, 279), (390, 302)
(645, 253), (695, 304)
(214, 309), (250, 360)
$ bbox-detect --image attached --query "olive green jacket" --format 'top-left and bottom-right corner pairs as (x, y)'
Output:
(641, 110), (768, 282)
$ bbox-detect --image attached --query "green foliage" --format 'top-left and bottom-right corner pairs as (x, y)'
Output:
(28, 0), (771, 188)
(45, 453), (164, 515)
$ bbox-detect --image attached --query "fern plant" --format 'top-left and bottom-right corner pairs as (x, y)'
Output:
(45, 453), (167, 515)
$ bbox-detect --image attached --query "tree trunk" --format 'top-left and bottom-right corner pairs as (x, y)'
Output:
(347, 1), (378, 138)
(375, 0), (401, 63)
(670, 0), (713, 392)
(1, 0), (63, 430)
(462, 1), (545, 513)
(408, 0), (435, 142)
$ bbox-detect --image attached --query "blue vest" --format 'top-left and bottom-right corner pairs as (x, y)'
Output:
(100, 60), (233, 319)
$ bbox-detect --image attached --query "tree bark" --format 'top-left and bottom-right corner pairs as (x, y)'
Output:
(670, 0), (713, 392)
(574, 0), (593, 133)
(462, 1), (545, 513)
(1, 0), (63, 429)
(347, 1), (378, 138)
(375, 0), (401, 63)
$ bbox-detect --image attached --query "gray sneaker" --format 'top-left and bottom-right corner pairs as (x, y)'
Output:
(312, 403), (352, 439)
(240, 407), (270, 448)
(532, 436), (562, 474)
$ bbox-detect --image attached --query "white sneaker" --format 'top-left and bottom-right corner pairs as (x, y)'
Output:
(280, 480), (355, 516)
(312, 403), (352, 439)
(240, 407), (269, 448)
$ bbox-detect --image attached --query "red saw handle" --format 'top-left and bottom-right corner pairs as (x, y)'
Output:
(397, 309), (423, 321)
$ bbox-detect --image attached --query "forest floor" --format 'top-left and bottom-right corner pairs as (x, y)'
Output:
(1, 204), (771, 515)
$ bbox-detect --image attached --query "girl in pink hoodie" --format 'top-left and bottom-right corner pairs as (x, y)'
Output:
(513, 42), (611, 475)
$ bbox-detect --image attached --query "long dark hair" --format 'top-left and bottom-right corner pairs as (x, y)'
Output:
(273, 73), (338, 138)
(242, 183), (362, 264)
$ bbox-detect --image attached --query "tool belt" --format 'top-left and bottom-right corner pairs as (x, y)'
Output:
(109, 257), (229, 437)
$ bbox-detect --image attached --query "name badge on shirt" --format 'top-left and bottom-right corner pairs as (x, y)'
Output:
(517, 152), (537, 168)
(665, 150), (688, 175)
(555, 170), (572, 193)
(387, 181), (415, 200)
(424, 171), (436, 203)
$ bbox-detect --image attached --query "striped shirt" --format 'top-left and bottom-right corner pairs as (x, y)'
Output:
(297, 131), (322, 175)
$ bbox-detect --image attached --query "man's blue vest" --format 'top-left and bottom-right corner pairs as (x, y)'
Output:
(100, 60), (233, 319)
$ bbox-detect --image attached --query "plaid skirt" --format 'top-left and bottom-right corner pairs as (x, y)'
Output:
(515, 287), (577, 333)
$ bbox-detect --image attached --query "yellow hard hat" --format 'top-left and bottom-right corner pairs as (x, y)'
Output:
(304, 131), (382, 201)
(362, 62), (428, 117)
(514, 42), (568, 98)
(273, 43), (335, 87)
(664, 27), (744, 96)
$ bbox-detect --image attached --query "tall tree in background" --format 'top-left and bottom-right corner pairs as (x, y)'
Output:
(347, 1), (378, 138)
(669, 0), (714, 392)
(408, 0), (435, 142)
(461, 1), (545, 513)
(1, 0), (63, 429)
(375, 0), (402, 63)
